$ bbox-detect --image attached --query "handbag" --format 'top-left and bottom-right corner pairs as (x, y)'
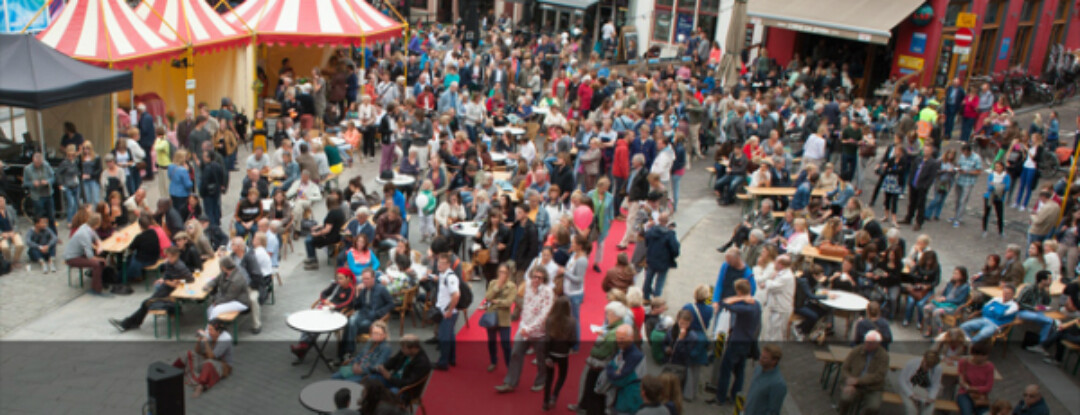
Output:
(474, 248), (491, 266)
(426, 307), (444, 324)
(479, 310), (498, 328)
(818, 242), (850, 258)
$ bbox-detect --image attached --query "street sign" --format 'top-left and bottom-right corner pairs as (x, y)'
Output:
(954, 46), (972, 55)
(955, 27), (974, 47)
(956, 12), (977, 28)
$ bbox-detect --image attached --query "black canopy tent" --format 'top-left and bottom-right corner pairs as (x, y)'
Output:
(0, 33), (132, 151)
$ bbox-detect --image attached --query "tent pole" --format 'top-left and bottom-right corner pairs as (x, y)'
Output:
(8, 107), (13, 141)
(36, 111), (45, 154)
(362, 36), (366, 70)
(187, 47), (196, 111)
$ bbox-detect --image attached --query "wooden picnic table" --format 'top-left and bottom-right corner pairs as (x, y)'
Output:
(745, 186), (828, 198)
(828, 345), (1003, 380)
(100, 223), (141, 253)
(169, 257), (221, 301)
(264, 165), (285, 180)
(802, 246), (845, 263)
(491, 171), (512, 182)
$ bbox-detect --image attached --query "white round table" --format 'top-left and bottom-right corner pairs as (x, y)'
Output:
(821, 290), (870, 340)
(494, 126), (525, 136)
(374, 173), (417, 187)
(450, 221), (482, 238)
(490, 152), (508, 163)
(299, 380), (363, 413)
(287, 309), (348, 379)
(820, 290), (870, 311)
(532, 107), (549, 115)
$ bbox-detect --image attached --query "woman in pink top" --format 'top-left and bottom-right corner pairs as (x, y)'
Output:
(956, 342), (995, 415)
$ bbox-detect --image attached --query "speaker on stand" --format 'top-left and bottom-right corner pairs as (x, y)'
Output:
(146, 361), (185, 415)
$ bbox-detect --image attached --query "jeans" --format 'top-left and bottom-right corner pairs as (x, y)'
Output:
(32, 196), (57, 234)
(944, 107), (959, 138)
(126, 166), (141, 196)
(1016, 310), (1055, 343)
(503, 332), (547, 388)
(437, 310), (457, 367)
(671, 173), (683, 211)
(925, 189), (950, 220)
(957, 392), (990, 415)
(1016, 167), (1038, 208)
(120, 283), (174, 328)
(960, 116), (976, 142)
(203, 196), (222, 228)
(487, 326), (511, 366)
(960, 318), (999, 343)
(840, 153), (857, 182)
(715, 174), (745, 202)
(905, 294), (931, 324)
(81, 181), (101, 206)
(567, 293), (583, 351)
(234, 221), (257, 239)
(952, 184), (974, 221)
(126, 257), (154, 283)
(27, 244), (55, 262)
(643, 268), (668, 300)
(62, 187), (80, 222)
(1028, 232), (1049, 246)
(714, 341), (751, 403)
(839, 388), (883, 415)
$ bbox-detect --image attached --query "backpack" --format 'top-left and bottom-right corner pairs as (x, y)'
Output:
(379, 114), (394, 144)
(455, 273), (473, 310)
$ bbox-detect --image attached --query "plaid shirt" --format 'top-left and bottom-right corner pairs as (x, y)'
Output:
(955, 152), (983, 187)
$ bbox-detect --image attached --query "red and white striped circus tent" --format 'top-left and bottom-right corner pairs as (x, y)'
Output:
(37, 0), (186, 69)
(224, 0), (404, 46)
(135, 0), (251, 53)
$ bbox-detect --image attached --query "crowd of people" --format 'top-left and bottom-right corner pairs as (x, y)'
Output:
(3, 11), (1080, 415)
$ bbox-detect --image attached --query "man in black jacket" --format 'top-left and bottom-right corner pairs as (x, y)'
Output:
(200, 150), (227, 228)
(374, 334), (432, 400)
(341, 268), (395, 359)
(509, 204), (539, 283)
(109, 246), (193, 332)
(899, 145), (941, 231)
(619, 154), (650, 249)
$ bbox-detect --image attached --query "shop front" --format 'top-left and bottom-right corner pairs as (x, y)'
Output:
(890, 0), (1080, 93)
(749, 0), (927, 97)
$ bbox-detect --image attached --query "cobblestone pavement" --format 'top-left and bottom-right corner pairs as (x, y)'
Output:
(5, 100), (1080, 413)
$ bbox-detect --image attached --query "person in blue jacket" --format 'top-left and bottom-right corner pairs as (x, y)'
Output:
(607, 324), (643, 415)
(959, 283), (1019, 343)
(713, 247), (757, 309)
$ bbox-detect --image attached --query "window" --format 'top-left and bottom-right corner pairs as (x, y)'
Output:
(653, 10), (673, 42)
(984, 0), (1003, 25)
(410, 0), (426, 9)
(943, 0), (972, 27)
(652, 0), (719, 44)
(974, 0), (1007, 75)
(1011, 0), (1043, 66)
(1056, 0), (1070, 19)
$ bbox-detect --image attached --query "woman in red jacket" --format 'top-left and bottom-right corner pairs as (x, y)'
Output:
(960, 87), (980, 143)
(612, 134), (631, 213)
(577, 76), (594, 119)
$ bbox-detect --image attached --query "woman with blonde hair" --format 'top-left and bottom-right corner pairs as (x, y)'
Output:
(658, 371), (684, 413)
(80, 143), (103, 205)
(185, 219), (214, 259)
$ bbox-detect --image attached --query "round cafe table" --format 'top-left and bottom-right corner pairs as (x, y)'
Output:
(490, 152), (508, 163)
(286, 309), (348, 379)
(450, 221), (482, 266)
(494, 126), (525, 137)
(820, 290), (870, 339)
(374, 172), (417, 187)
(299, 380), (363, 414)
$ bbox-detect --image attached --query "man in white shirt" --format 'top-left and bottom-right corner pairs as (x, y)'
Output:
(651, 136), (675, 197)
(802, 124), (828, 170)
(434, 253), (460, 370)
(245, 146), (270, 172)
(271, 139), (292, 168)
(517, 135), (537, 173)
(286, 170), (323, 222)
(760, 255), (796, 341)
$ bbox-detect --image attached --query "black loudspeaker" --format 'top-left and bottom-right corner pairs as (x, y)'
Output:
(462, 0), (480, 47)
(147, 361), (185, 415)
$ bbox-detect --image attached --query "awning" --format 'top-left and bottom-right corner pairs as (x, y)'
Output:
(748, 0), (923, 44)
(537, 0), (598, 10)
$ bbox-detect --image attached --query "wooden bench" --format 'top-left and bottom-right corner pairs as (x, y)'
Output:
(141, 259), (168, 291)
(705, 166), (717, 189)
(881, 391), (959, 413)
(67, 265), (89, 288)
(216, 311), (244, 344)
(814, 350), (843, 392)
(149, 309), (174, 340)
(1061, 340), (1080, 376)
(736, 193), (753, 215)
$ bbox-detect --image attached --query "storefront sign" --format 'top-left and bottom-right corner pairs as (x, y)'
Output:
(910, 33), (927, 54)
(953, 46), (972, 55)
(999, 38), (1011, 60)
(898, 55), (925, 71)
(956, 12), (977, 28)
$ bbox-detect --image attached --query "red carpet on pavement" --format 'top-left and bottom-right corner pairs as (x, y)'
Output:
(423, 220), (631, 414)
